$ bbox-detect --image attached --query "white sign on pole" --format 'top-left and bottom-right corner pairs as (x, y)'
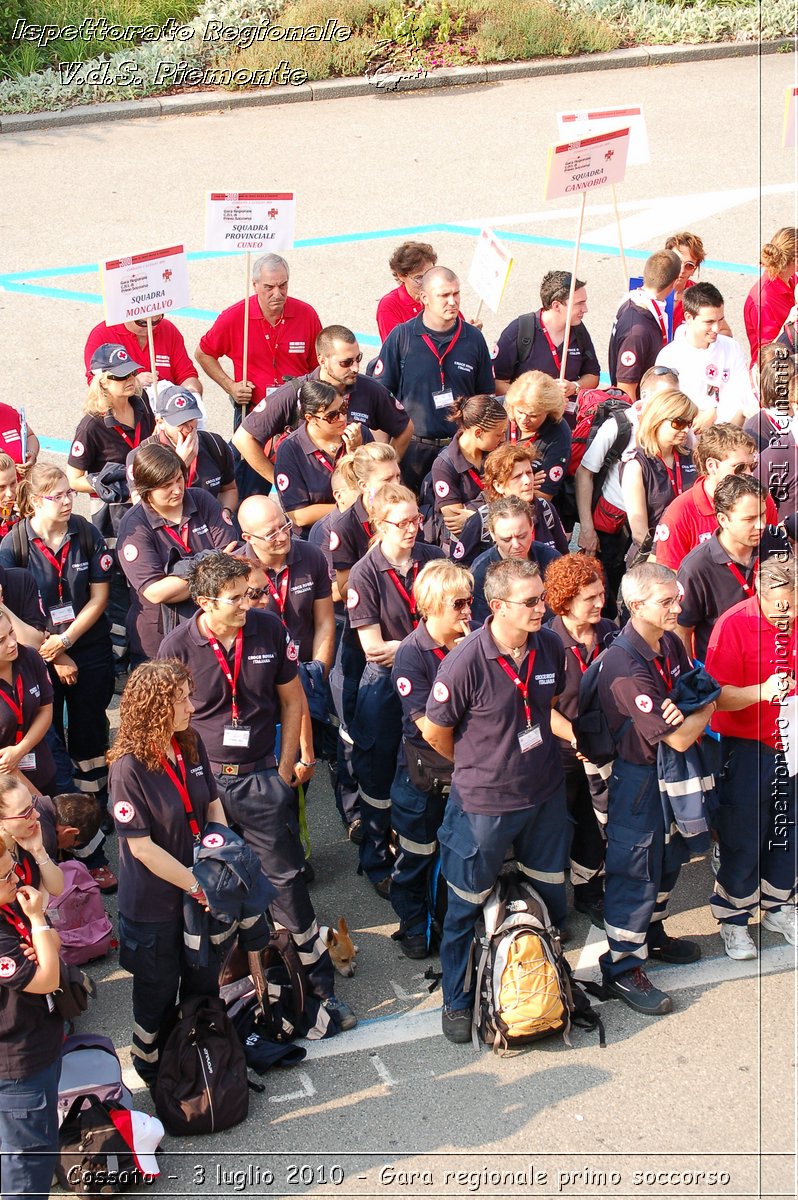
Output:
(467, 229), (513, 314)
(101, 245), (190, 326)
(782, 86), (798, 149)
(557, 104), (649, 166)
(205, 192), (296, 252)
(544, 127), (631, 202)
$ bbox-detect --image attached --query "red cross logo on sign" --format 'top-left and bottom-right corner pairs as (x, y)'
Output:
(605, 149), (614, 161)
(268, 208), (279, 219)
(163, 269), (172, 282)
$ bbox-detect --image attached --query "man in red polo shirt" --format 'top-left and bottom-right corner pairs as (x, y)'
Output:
(84, 315), (202, 393)
(196, 253), (322, 414)
(705, 557), (798, 960)
(655, 424), (777, 570)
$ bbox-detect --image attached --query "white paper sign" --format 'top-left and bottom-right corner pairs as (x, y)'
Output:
(101, 245), (190, 325)
(558, 104), (649, 166)
(544, 127), (631, 202)
(205, 192), (296, 252)
(782, 87), (798, 149)
(467, 229), (513, 314)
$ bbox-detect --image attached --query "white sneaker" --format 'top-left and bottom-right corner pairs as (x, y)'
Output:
(761, 907), (798, 946)
(710, 842), (721, 877)
(720, 923), (757, 960)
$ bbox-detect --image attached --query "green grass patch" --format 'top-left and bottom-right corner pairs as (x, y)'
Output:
(468, 0), (619, 63)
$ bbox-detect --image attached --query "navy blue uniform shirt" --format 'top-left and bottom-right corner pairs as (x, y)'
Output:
(677, 531), (761, 663)
(274, 423), (373, 520)
(492, 311), (600, 386)
(608, 299), (666, 387)
(507, 416), (571, 498)
(425, 619), (565, 814)
(431, 434), (485, 511)
(243, 368), (410, 444)
(242, 537), (332, 663)
(347, 543), (445, 643)
(471, 543), (560, 625)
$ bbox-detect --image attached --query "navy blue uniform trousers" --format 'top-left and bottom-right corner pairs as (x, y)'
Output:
(390, 767), (448, 938)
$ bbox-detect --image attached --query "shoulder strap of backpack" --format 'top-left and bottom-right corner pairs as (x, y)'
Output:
(9, 520), (28, 568)
(515, 312), (537, 367)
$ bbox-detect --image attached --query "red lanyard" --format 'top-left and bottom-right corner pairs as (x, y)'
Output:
(539, 311), (562, 373)
(0, 674), (25, 744)
(653, 657), (672, 691)
(651, 300), (668, 345)
(160, 521), (192, 555)
(420, 319), (462, 388)
(186, 459), (197, 488)
(386, 562), (420, 627)
(726, 559), (758, 598)
(312, 450), (336, 474)
(33, 538), (71, 604)
(264, 568), (290, 619)
(570, 644), (599, 674)
(1, 904), (30, 943)
(431, 646), (446, 663)
(465, 468), (484, 493)
(261, 316), (287, 386)
(496, 650), (536, 728)
(206, 627), (244, 724)
(658, 454), (683, 497)
(112, 421), (142, 451)
(161, 739), (201, 842)
(509, 421), (536, 445)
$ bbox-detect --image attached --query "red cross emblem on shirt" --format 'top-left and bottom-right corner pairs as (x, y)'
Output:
(0, 956), (16, 977)
(114, 801), (135, 824)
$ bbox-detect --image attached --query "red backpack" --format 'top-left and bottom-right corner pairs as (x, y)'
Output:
(566, 388), (631, 477)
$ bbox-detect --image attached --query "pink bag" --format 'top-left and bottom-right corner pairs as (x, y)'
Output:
(47, 861), (114, 965)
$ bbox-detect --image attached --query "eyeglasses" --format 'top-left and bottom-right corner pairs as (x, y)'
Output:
(652, 365), (679, 379)
(39, 489), (76, 503)
(206, 594), (249, 607)
(242, 522), (292, 544)
(680, 261), (697, 272)
(450, 596), (473, 611)
(650, 594), (681, 610)
(514, 409), (539, 422)
(408, 273), (425, 285)
(500, 593), (547, 609)
(0, 865), (17, 885)
(317, 403), (349, 424)
(669, 417), (693, 431)
(382, 515), (423, 531)
(2, 803), (36, 823)
(337, 354), (363, 368)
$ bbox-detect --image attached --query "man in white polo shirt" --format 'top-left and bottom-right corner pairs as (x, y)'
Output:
(655, 283), (756, 432)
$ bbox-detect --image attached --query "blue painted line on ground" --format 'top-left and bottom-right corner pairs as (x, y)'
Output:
(40, 436), (71, 455)
(0, 281), (103, 304)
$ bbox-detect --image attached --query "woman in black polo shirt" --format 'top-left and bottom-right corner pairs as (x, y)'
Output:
(108, 658), (227, 1086)
(0, 464), (115, 832)
(621, 387), (698, 566)
(503, 370), (572, 502)
(0, 611), (57, 800)
(0, 787), (63, 1200)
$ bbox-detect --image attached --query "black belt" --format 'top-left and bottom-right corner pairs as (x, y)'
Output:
(210, 756), (276, 778)
(412, 435), (451, 447)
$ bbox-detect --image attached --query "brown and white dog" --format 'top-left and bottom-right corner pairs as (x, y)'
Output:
(321, 917), (358, 977)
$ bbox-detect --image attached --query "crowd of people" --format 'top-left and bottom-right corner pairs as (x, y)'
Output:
(1, 227), (797, 1195)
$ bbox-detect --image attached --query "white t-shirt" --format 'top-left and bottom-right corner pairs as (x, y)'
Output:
(656, 331), (756, 421)
(581, 412), (638, 510)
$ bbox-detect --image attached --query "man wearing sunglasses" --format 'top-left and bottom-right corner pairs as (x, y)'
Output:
(655, 424), (777, 571)
(234, 325), (413, 489)
(84, 312), (203, 395)
(424, 558), (571, 1042)
(655, 282), (756, 432)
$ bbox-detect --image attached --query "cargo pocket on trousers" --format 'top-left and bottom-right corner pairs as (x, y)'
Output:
(605, 823), (654, 883)
(437, 813), (481, 897)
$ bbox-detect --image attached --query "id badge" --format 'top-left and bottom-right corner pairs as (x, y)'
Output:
(49, 604), (75, 625)
(517, 725), (542, 753)
(223, 724), (251, 749)
(19, 752), (36, 770)
(433, 389), (455, 411)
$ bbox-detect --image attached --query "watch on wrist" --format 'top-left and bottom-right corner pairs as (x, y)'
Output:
(187, 878), (201, 895)
(59, 633), (73, 650)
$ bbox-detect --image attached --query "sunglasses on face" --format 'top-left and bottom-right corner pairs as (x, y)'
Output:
(501, 593), (547, 609)
(317, 403), (349, 424)
(245, 587), (267, 601)
(731, 461), (757, 475)
(450, 596), (473, 612)
(337, 354), (363, 369)
(669, 417), (693, 431)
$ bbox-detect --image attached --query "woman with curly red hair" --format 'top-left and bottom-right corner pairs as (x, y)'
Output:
(545, 554), (617, 928)
(108, 659), (228, 1087)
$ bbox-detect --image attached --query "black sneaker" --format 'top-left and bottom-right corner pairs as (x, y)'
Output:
(648, 934), (700, 965)
(348, 818), (363, 845)
(603, 966), (672, 1015)
(442, 1006), (472, 1043)
(372, 875), (392, 900)
(573, 895), (605, 929)
(397, 931), (428, 960)
(322, 995), (357, 1031)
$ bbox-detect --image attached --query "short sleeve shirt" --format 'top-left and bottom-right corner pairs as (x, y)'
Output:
(597, 626), (692, 765)
(347, 543), (446, 642)
(242, 538), (332, 663)
(84, 320), (197, 386)
(548, 615), (617, 735)
(655, 332), (756, 421)
(158, 609), (298, 765)
(0, 910), (63, 1077)
(110, 739), (218, 921)
(274, 424), (373, 517)
(608, 299), (667, 387)
(392, 620), (452, 743)
(0, 402), (25, 466)
(431, 435), (485, 511)
(68, 397), (156, 473)
(707, 596), (798, 747)
(424, 620), (565, 813)
(654, 478), (779, 570)
(744, 273), (797, 367)
(677, 532), (760, 662)
(376, 285), (423, 341)
(0, 645), (56, 794)
(243, 369), (409, 445)
(0, 564), (46, 632)
(198, 295), (322, 406)
(507, 417), (572, 498)
(329, 498), (372, 572)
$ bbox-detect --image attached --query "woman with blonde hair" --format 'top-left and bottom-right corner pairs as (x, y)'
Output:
(621, 388), (698, 563)
(345, 484), (444, 896)
(744, 226), (798, 366)
(108, 658), (228, 1086)
(504, 370), (571, 501)
(389, 560), (474, 958)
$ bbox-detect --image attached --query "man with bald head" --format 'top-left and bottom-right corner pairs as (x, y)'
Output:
(238, 495), (336, 795)
(372, 266), (495, 490)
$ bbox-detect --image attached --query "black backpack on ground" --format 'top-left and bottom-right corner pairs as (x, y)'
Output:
(154, 994), (249, 1136)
